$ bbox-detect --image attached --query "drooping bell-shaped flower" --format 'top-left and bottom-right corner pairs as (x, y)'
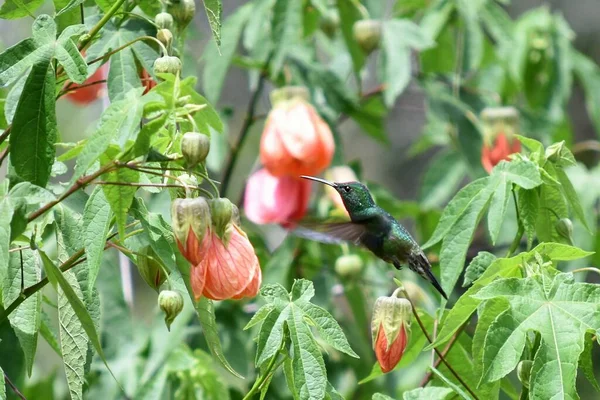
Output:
(243, 168), (311, 226)
(480, 106), (521, 173)
(371, 290), (412, 373)
(260, 86), (335, 177)
(171, 197), (212, 265)
(64, 55), (108, 105)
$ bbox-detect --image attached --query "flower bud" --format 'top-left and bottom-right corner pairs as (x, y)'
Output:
(517, 360), (533, 389)
(371, 293), (412, 373)
(181, 132), (210, 168)
(168, 0), (195, 29)
(157, 29), (174, 51)
(158, 290), (184, 331)
(480, 106), (521, 173)
(334, 254), (363, 277)
(209, 198), (236, 243)
(155, 12), (174, 30)
(320, 10), (339, 38)
(555, 218), (574, 245)
(153, 55), (182, 76)
(353, 19), (382, 54)
(171, 197), (211, 265)
(136, 246), (166, 292)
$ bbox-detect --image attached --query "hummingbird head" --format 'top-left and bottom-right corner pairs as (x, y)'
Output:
(301, 175), (375, 216)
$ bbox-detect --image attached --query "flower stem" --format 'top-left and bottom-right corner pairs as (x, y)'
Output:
(80, 0), (129, 51)
(419, 323), (467, 387)
(407, 298), (480, 400)
(242, 341), (285, 400)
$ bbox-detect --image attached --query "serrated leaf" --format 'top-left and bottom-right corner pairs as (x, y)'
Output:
(83, 187), (112, 294)
(203, 0), (222, 47)
(203, 4), (252, 104)
(0, 0), (44, 19)
(39, 251), (123, 391)
(474, 273), (600, 399)
(256, 308), (287, 365)
(579, 332), (600, 392)
(270, 0), (303, 76)
(402, 387), (453, 400)
(556, 167), (591, 232)
(463, 251), (496, 287)
(486, 178), (509, 245)
(491, 160), (543, 190)
(40, 309), (62, 357)
(518, 188), (539, 249)
(244, 304), (274, 330)
(9, 58), (56, 187)
(301, 303), (358, 358)
(0, 198), (13, 284)
(100, 164), (138, 240)
(2, 249), (41, 376)
(536, 164), (567, 243)
(472, 298), (509, 380)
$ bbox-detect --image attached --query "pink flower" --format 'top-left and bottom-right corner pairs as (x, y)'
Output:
(244, 168), (311, 225)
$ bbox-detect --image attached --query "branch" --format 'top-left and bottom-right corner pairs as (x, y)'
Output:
(419, 323), (467, 387)
(4, 372), (27, 400)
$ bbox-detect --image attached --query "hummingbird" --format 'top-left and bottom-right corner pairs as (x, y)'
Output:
(296, 175), (448, 300)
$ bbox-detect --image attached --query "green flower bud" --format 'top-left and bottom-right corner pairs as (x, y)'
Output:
(352, 19), (382, 54)
(181, 132), (210, 168)
(171, 197), (211, 252)
(334, 254), (363, 277)
(319, 10), (339, 38)
(209, 198), (234, 242)
(155, 12), (174, 30)
(136, 246), (166, 292)
(153, 55), (181, 76)
(371, 294), (412, 349)
(157, 28), (174, 51)
(556, 218), (574, 245)
(517, 360), (533, 389)
(158, 290), (184, 331)
(168, 0), (195, 29)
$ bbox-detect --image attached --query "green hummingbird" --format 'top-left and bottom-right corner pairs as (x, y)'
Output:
(297, 175), (447, 300)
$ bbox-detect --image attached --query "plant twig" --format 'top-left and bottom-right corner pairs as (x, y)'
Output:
(420, 323), (467, 387)
(4, 372), (27, 400)
(408, 299), (480, 400)
(0, 125), (11, 147)
(242, 340), (286, 400)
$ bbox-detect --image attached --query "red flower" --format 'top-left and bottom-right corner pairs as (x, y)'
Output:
(481, 132), (521, 173)
(140, 69), (156, 95)
(371, 292), (412, 373)
(243, 168), (311, 225)
(64, 62), (108, 105)
(260, 86), (335, 177)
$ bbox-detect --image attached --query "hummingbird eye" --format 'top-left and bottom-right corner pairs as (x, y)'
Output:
(343, 185), (351, 192)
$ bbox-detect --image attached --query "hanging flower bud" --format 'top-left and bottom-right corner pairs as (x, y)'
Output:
(371, 292), (412, 373)
(158, 290), (184, 331)
(168, 0), (195, 30)
(260, 86), (335, 177)
(334, 254), (363, 277)
(320, 9), (339, 38)
(353, 19), (382, 54)
(155, 12), (174, 30)
(157, 28), (174, 52)
(243, 168), (311, 226)
(555, 217), (574, 245)
(181, 132), (210, 168)
(517, 360), (533, 389)
(153, 55), (182, 76)
(480, 107), (521, 173)
(171, 197), (211, 265)
(208, 198), (234, 241)
(136, 246), (166, 292)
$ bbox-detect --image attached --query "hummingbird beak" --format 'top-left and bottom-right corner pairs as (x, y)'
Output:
(300, 175), (337, 188)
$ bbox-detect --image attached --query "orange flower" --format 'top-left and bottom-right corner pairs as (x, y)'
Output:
(140, 69), (156, 95)
(64, 61), (108, 105)
(480, 107), (521, 173)
(371, 291), (412, 373)
(260, 86), (335, 177)
(171, 197), (261, 301)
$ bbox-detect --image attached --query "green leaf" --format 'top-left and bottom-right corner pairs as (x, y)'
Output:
(83, 187), (112, 294)
(486, 178), (509, 245)
(474, 273), (600, 399)
(429, 367), (471, 400)
(337, 0), (365, 77)
(99, 161), (139, 240)
(423, 177), (489, 249)
(0, 198), (13, 284)
(0, 0), (44, 19)
(518, 188), (539, 250)
(578, 332), (600, 392)
(271, 0), (303, 76)
(0, 366), (4, 400)
(373, 394), (394, 400)
(196, 297), (243, 378)
(572, 50), (600, 136)
(4, 72), (27, 125)
(2, 249), (41, 376)
(491, 160), (543, 190)
(402, 387), (453, 400)
(456, 0), (484, 73)
(463, 251), (496, 287)
(40, 309), (61, 357)
(203, 0), (222, 47)
(39, 251), (123, 391)
(536, 164), (567, 243)
(9, 58), (56, 187)
(244, 304), (274, 330)
(381, 19), (433, 106)
(472, 298), (509, 380)
(420, 151), (467, 209)
(202, 4), (252, 104)
(556, 167), (591, 232)
(301, 303), (359, 358)
(256, 308), (288, 365)
(348, 95), (388, 144)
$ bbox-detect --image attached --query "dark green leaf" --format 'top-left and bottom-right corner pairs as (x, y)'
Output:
(83, 187), (112, 293)
(99, 161), (138, 240)
(572, 50), (600, 136)
(203, 0), (222, 47)
(336, 0), (365, 77)
(271, 0), (303, 76)
(578, 332), (600, 392)
(556, 167), (591, 232)
(0, 0), (44, 19)
(518, 188), (539, 249)
(348, 95), (387, 144)
(420, 151), (467, 209)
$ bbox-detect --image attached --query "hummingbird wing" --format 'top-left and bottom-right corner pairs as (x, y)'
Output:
(293, 222), (367, 245)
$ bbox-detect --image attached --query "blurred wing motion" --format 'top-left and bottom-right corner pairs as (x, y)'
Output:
(293, 222), (367, 245)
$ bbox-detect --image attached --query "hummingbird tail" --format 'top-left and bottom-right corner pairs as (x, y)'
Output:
(409, 252), (448, 300)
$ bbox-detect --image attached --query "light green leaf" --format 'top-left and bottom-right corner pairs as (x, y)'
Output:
(556, 167), (591, 232)
(456, 0), (484, 73)
(0, 0), (44, 19)
(486, 179), (509, 245)
(536, 164), (567, 243)
(423, 177), (489, 249)
(271, 0), (303, 75)
(203, 0), (222, 47)
(0, 198), (13, 284)
(381, 19), (433, 107)
(579, 332), (600, 392)
(9, 58), (56, 187)
(491, 160), (543, 190)
(2, 249), (41, 376)
(472, 298), (509, 380)
(40, 309), (61, 357)
(402, 387), (453, 400)
(0, 366), (4, 400)
(420, 151), (467, 209)
(39, 251), (123, 391)
(463, 251), (496, 287)
(337, 0), (365, 77)
(83, 187), (112, 294)
(107, 44), (140, 102)
(373, 394), (394, 400)
(4, 71), (27, 124)
(572, 50), (600, 136)
(244, 304), (274, 330)
(429, 367), (471, 400)
(518, 188), (539, 250)
(474, 273), (600, 399)
(256, 308), (288, 366)
(100, 163), (138, 240)
(203, 4), (252, 104)
(302, 303), (359, 358)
